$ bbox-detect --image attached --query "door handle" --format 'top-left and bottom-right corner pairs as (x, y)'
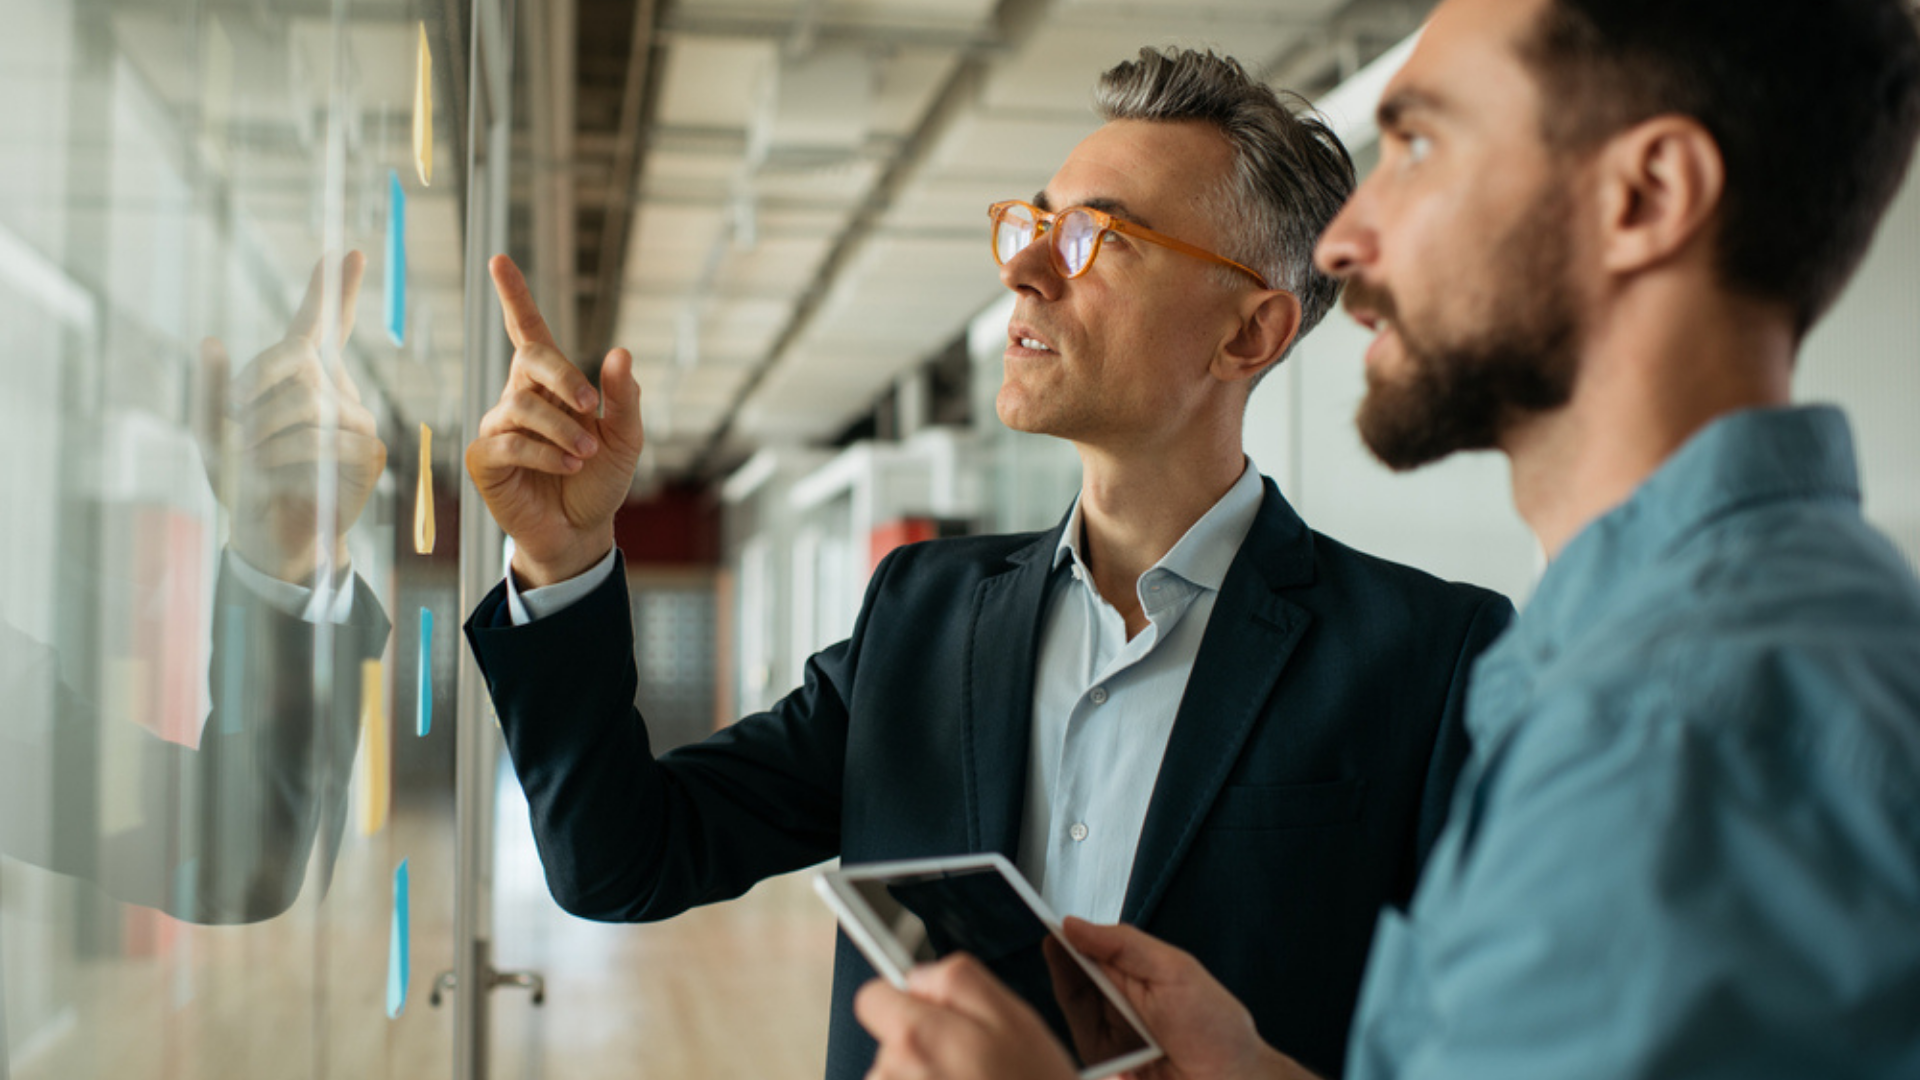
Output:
(429, 967), (547, 1007)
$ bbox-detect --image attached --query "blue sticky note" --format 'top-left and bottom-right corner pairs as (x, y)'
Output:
(416, 606), (434, 737)
(387, 858), (411, 1018)
(385, 170), (407, 346)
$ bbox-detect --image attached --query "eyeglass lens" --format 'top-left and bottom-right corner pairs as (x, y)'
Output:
(1055, 210), (1099, 275)
(996, 204), (1036, 266)
(995, 204), (1106, 276)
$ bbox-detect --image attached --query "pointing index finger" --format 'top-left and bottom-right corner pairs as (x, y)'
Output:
(490, 254), (557, 350)
(287, 257), (328, 344)
(286, 250), (367, 347)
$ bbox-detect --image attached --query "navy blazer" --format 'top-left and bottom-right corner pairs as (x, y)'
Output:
(466, 478), (1513, 1078)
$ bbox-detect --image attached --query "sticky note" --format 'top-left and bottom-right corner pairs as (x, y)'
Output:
(357, 658), (389, 836)
(412, 24), (433, 186)
(385, 170), (406, 346)
(414, 422), (435, 553)
(416, 606), (434, 737)
(387, 858), (411, 1018)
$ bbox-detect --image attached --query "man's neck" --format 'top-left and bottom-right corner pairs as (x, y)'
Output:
(1073, 440), (1247, 635)
(1508, 286), (1797, 559)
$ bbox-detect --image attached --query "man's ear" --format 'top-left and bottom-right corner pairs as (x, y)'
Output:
(1216, 288), (1302, 385)
(1597, 115), (1725, 276)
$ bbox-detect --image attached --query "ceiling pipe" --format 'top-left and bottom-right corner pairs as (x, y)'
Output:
(781, 0), (831, 61)
(523, 0), (578, 353)
(581, 0), (664, 371)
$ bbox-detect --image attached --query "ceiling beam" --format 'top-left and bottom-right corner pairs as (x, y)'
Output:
(659, 9), (1003, 52)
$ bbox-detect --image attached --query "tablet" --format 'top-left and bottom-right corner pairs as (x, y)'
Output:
(814, 853), (1163, 1079)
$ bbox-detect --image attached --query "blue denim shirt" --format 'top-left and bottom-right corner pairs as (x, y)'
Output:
(1348, 406), (1920, 1080)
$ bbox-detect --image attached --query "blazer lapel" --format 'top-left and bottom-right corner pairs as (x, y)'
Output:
(1122, 479), (1316, 924)
(964, 526), (1061, 857)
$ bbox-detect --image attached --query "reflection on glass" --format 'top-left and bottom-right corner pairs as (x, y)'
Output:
(0, 0), (466, 1075)
(0, 254), (389, 924)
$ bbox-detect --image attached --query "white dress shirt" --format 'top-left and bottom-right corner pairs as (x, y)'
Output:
(496, 465), (1267, 925)
(226, 549), (358, 624)
(1016, 462), (1263, 921)
(504, 543), (618, 625)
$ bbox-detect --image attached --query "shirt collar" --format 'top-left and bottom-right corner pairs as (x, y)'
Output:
(1510, 404), (1860, 660)
(1052, 460), (1265, 593)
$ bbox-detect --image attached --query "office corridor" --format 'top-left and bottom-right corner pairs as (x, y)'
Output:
(487, 772), (835, 1080)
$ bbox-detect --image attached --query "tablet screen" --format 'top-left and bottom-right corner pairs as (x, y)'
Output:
(843, 864), (1153, 1072)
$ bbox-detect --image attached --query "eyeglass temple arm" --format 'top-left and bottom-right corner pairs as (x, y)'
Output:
(1105, 219), (1270, 289)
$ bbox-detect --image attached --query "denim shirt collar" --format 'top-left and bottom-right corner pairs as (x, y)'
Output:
(1469, 405), (1861, 743)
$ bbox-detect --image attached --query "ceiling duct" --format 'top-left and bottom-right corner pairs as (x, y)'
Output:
(747, 45), (874, 167)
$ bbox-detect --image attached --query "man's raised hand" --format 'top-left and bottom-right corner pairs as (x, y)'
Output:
(466, 254), (644, 587)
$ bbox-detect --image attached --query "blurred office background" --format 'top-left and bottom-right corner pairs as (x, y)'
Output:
(0, 0), (1913, 1076)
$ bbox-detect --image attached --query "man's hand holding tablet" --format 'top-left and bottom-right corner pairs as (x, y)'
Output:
(817, 854), (1161, 1079)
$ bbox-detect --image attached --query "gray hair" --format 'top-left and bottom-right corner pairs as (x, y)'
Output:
(1095, 48), (1355, 370)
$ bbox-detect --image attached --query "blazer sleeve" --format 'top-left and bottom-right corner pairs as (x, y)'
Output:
(1412, 592), (1515, 878)
(465, 551), (896, 922)
(0, 560), (390, 925)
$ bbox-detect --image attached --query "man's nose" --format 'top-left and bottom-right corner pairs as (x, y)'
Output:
(1314, 197), (1376, 279)
(999, 233), (1064, 300)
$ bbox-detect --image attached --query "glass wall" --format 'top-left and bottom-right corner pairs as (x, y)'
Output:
(0, 0), (471, 1075)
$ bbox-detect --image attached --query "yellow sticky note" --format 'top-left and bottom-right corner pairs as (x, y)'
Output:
(358, 659), (389, 836)
(414, 422), (435, 554)
(413, 24), (433, 186)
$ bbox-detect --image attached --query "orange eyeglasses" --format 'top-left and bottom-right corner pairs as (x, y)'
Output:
(988, 199), (1270, 289)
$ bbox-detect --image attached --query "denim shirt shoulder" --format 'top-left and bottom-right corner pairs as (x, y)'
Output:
(1466, 406), (1864, 743)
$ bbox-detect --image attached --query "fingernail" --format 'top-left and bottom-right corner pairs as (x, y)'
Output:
(563, 455), (583, 470)
(577, 389), (598, 411)
(575, 434), (597, 455)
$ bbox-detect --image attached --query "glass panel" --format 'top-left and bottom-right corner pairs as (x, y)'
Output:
(0, 0), (467, 1076)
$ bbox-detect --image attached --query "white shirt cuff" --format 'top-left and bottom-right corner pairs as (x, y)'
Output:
(505, 547), (618, 625)
(225, 550), (357, 625)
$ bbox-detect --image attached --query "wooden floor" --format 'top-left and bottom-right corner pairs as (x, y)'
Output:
(2, 770), (837, 1080)
(487, 773), (837, 1080)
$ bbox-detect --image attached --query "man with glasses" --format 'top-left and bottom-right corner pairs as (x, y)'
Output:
(463, 47), (1513, 1080)
(855, 1), (1920, 1078)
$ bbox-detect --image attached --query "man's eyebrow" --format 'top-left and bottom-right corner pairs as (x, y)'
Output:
(1034, 190), (1153, 229)
(1376, 87), (1448, 130)
(1080, 198), (1150, 229)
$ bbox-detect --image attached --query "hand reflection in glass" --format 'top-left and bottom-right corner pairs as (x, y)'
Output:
(198, 250), (387, 586)
(0, 252), (391, 925)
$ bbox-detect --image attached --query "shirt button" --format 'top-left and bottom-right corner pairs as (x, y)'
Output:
(1089, 686), (1108, 705)
(1069, 822), (1090, 842)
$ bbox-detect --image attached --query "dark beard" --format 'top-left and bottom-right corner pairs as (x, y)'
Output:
(1353, 192), (1583, 472)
